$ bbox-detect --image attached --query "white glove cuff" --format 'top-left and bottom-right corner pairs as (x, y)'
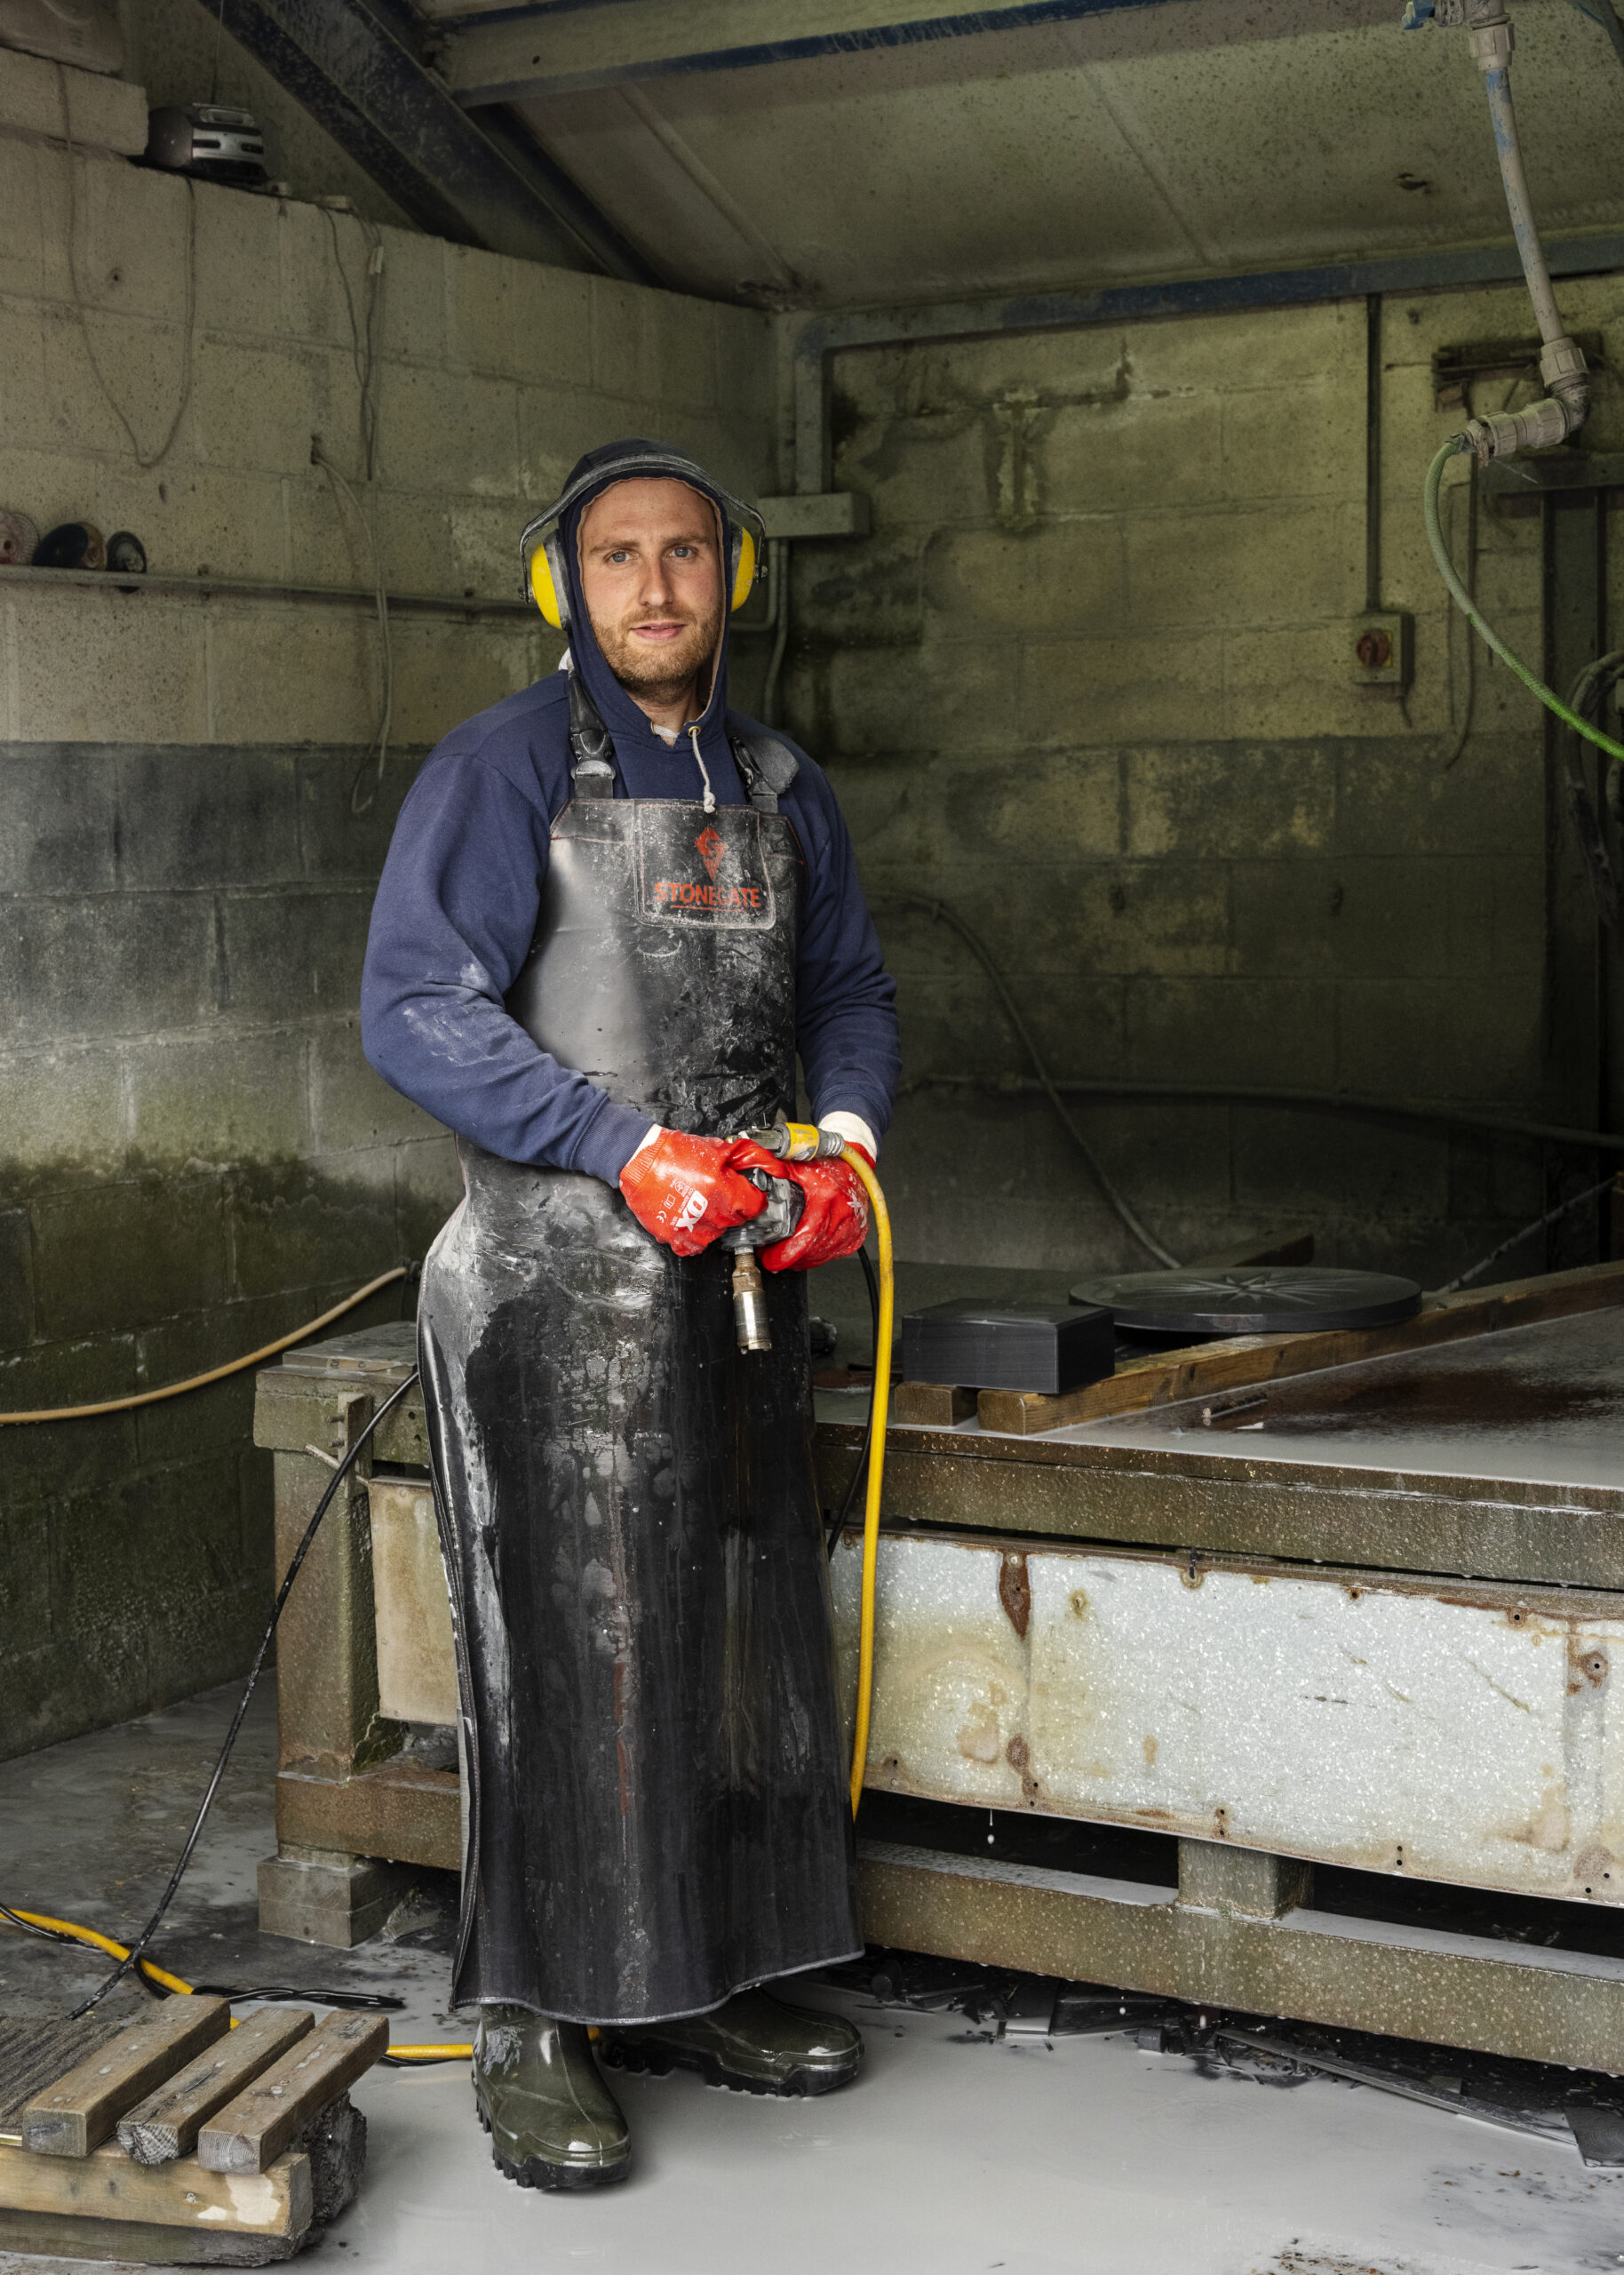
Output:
(819, 1111), (877, 1159)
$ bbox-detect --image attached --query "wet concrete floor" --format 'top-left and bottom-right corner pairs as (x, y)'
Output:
(2, 1681), (1622, 2273)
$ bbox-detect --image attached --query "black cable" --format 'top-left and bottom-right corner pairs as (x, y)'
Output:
(0, 1904), (407, 2012)
(68, 1372), (420, 2019)
(190, 1984), (406, 2011)
(1436, 1172), (1617, 1295)
(826, 1244), (880, 1563)
(397, 1257), (422, 1321)
(877, 897), (1180, 1267)
(898, 1070), (1624, 1158)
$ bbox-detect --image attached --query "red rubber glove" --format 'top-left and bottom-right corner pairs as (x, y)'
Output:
(760, 1147), (872, 1273)
(618, 1129), (773, 1257)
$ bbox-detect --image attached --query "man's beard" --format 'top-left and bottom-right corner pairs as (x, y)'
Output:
(594, 601), (722, 707)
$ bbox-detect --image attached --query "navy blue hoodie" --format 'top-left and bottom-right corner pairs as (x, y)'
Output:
(360, 449), (900, 1185)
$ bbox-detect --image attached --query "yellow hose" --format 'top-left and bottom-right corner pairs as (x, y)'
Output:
(0, 1904), (474, 2057)
(0, 1267), (410, 1425)
(2, 1909), (200, 2000)
(837, 1145), (893, 1819)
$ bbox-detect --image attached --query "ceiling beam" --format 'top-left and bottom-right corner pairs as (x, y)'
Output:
(444, 0), (1198, 107)
(219, 0), (659, 277)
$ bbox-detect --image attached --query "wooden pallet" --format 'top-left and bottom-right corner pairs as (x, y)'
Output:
(0, 2004), (386, 2264)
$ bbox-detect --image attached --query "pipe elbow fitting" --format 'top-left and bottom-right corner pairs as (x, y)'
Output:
(1461, 395), (1572, 460)
(1543, 335), (1591, 435)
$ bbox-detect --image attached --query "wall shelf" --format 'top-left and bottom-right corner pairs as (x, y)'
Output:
(0, 563), (537, 622)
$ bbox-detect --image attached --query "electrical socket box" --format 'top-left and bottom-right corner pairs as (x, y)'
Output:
(1351, 610), (1413, 697)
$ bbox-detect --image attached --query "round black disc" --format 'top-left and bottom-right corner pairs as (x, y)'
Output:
(1070, 1265), (1423, 1338)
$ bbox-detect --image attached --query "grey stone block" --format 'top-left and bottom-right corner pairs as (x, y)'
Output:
(0, 1501), (52, 1663)
(394, 1135), (461, 1258)
(131, 1453), (246, 1600)
(1125, 977), (1338, 1089)
(0, 1642), (68, 1765)
(1334, 733), (1542, 858)
(1125, 743), (1335, 861)
(0, 1043), (125, 1185)
(1232, 1106), (1451, 1222)
(0, 1336), (139, 1506)
(124, 1026), (310, 1164)
(116, 748), (301, 889)
(311, 1021), (444, 1153)
(1228, 856), (1453, 980)
(29, 1173), (227, 1340)
(297, 746), (428, 881)
(1178, 1839), (1313, 1920)
(2, 52), (147, 149)
(0, 746), (119, 893)
(132, 1297), (297, 1466)
(9, 894), (216, 1043)
(216, 889), (372, 1025)
(1336, 977), (1543, 1102)
(1027, 1096), (1233, 1213)
(259, 1851), (416, 1948)
(226, 1157), (399, 1301)
(45, 1476), (153, 1725)
(0, 1208), (33, 1354)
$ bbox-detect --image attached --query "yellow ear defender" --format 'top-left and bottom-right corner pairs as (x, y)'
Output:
(518, 446), (765, 634)
(529, 539), (566, 630)
(730, 523), (757, 613)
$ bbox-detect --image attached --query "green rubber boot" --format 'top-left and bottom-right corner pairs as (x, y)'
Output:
(473, 2006), (631, 2191)
(601, 1986), (863, 2099)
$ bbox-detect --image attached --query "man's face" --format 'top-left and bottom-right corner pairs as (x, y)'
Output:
(577, 477), (725, 707)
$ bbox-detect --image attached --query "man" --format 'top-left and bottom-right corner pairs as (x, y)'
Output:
(362, 439), (900, 2192)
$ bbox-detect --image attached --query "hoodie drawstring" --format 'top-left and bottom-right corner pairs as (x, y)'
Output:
(687, 722), (717, 814)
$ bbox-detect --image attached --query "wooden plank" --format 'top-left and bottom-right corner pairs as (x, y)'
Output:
(977, 1257), (1624, 1436)
(20, 1998), (230, 2158)
(117, 2007), (314, 2166)
(0, 2135), (309, 2238)
(891, 1382), (976, 1427)
(0, 2015), (122, 2130)
(198, 2013), (387, 2175)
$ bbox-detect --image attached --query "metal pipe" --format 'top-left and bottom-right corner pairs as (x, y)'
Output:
(761, 538), (790, 726)
(1460, 4), (1589, 451)
(1477, 28), (1565, 338)
(1365, 293), (1383, 614)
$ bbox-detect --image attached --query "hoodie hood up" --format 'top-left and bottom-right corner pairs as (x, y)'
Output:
(555, 436), (744, 793)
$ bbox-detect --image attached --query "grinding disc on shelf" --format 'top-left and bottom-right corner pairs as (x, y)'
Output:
(0, 510), (37, 567)
(1070, 1265), (1423, 1338)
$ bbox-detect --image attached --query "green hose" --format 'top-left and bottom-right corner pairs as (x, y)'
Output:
(1425, 439), (1624, 765)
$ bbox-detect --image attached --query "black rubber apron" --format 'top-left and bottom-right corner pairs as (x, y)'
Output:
(418, 707), (860, 2025)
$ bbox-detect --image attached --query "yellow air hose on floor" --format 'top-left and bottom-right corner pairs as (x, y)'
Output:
(835, 1144), (894, 1820)
(0, 1905), (474, 2064)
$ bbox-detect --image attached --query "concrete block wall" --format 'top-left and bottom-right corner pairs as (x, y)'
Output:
(784, 280), (1624, 1281)
(0, 67), (776, 1757)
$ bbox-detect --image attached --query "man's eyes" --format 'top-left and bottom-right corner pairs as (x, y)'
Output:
(602, 545), (704, 563)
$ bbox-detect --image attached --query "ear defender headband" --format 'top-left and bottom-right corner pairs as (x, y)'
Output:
(519, 447), (763, 631)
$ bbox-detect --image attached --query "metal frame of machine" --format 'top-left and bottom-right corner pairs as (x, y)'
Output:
(253, 1261), (1624, 2072)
